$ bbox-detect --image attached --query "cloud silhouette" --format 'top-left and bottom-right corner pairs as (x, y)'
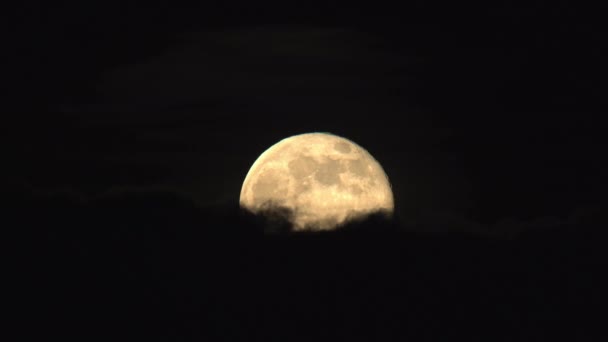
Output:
(9, 183), (605, 340)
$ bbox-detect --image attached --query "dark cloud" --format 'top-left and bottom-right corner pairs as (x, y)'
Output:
(95, 28), (406, 107)
(11, 183), (606, 237)
(10, 186), (604, 339)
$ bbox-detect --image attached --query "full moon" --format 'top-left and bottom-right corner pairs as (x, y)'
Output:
(240, 132), (394, 231)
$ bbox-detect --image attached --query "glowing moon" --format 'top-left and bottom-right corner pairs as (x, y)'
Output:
(240, 132), (394, 231)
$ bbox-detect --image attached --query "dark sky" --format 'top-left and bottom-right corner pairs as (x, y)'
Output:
(7, 2), (607, 340)
(7, 0), (607, 234)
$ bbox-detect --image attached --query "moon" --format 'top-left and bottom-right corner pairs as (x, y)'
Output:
(240, 132), (394, 231)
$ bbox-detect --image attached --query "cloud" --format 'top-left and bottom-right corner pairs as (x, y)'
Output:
(12, 186), (603, 341)
(93, 27), (408, 112)
(11, 181), (606, 240)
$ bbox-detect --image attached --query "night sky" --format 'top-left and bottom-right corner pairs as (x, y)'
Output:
(7, 1), (607, 339)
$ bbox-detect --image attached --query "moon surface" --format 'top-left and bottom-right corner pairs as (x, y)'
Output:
(240, 133), (394, 231)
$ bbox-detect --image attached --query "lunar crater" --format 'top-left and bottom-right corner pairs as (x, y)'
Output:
(347, 159), (369, 177)
(334, 142), (352, 153)
(288, 155), (317, 179)
(314, 159), (345, 185)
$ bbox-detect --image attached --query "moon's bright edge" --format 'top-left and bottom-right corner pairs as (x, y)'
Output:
(240, 133), (394, 231)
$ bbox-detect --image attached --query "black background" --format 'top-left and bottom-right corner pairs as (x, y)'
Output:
(7, 0), (607, 339)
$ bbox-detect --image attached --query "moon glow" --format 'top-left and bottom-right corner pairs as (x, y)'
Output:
(240, 133), (394, 231)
